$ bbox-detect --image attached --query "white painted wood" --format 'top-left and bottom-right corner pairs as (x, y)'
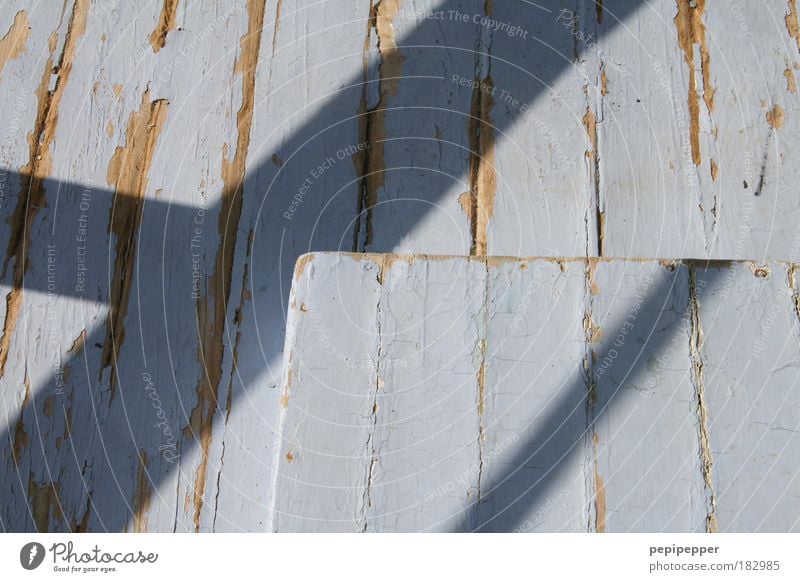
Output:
(272, 253), (383, 532)
(364, 0), (482, 255)
(696, 261), (800, 532)
(210, 0), (372, 533)
(590, 260), (707, 532)
(595, 1), (800, 260)
(276, 254), (800, 531)
(478, 258), (588, 532)
(487, 2), (595, 258)
(364, 256), (485, 532)
(2, 0), (800, 534)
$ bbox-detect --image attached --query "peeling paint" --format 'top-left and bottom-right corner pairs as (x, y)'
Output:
(271, 0), (283, 57)
(0, 0), (87, 380)
(710, 158), (718, 181)
(0, 11), (31, 81)
(132, 451), (151, 533)
(149, 0), (179, 52)
(11, 368), (31, 462)
(100, 90), (169, 396)
(674, 0), (714, 166)
(28, 477), (64, 532)
(787, 0), (800, 52)
(592, 434), (606, 533)
(785, 67), (798, 93)
(353, 0), (405, 251)
(766, 104), (785, 129)
(360, 255), (388, 532)
(465, 74), (496, 256)
(789, 265), (800, 324)
(69, 329), (86, 355)
(294, 253), (315, 281)
(190, 0), (267, 533)
(600, 67), (608, 96)
(688, 266), (718, 533)
(582, 106), (604, 256)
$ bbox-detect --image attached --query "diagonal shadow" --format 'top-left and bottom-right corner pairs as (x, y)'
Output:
(467, 264), (722, 532)
(0, 0), (650, 531)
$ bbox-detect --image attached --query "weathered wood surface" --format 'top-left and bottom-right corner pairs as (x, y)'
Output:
(275, 253), (800, 532)
(0, 0), (799, 532)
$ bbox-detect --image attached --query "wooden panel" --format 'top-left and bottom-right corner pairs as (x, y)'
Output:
(697, 262), (800, 532)
(364, 256), (485, 532)
(590, 260), (707, 532)
(596, 0), (800, 259)
(272, 254), (383, 532)
(2, 0), (800, 533)
(478, 258), (588, 532)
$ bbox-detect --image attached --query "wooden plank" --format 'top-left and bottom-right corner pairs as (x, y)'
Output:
(2, 0), (800, 534)
(364, 256), (485, 532)
(272, 253), (382, 532)
(590, 260), (707, 532)
(487, 2), (596, 257)
(478, 258), (589, 532)
(227, 0), (373, 532)
(596, 1), (800, 260)
(362, 0), (483, 254)
(697, 261), (800, 532)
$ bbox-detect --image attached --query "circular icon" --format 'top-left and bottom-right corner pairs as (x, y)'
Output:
(19, 542), (45, 570)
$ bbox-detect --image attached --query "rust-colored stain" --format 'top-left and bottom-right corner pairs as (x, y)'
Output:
(285, 450), (294, 462)
(100, 90), (169, 396)
(787, 0), (800, 52)
(766, 104), (785, 129)
(28, 476), (64, 532)
(353, 0), (405, 250)
(600, 67), (608, 96)
(710, 158), (718, 181)
(132, 451), (151, 533)
(0, 0), (87, 381)
(674, 0), (714, 166)
(466, 75), (496, 256)
(149, 0), (180, 52)
(190, 0), (267, 534)
(785, 67), (798, 94)
(0, 10), (31, 80)
(592, 433), (606, 533)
